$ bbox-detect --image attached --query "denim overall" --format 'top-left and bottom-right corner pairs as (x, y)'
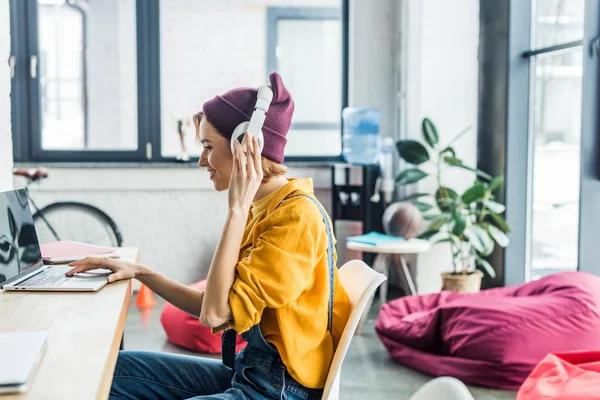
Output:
(221, 194), (335, 400)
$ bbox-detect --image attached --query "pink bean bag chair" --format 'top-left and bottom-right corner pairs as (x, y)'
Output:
(160, 280), (246, 354)
(376, 272), (600, 390)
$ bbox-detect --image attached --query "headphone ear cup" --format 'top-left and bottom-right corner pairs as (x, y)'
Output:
(230, 121), (265, 154)
(231, 122), (250, 154)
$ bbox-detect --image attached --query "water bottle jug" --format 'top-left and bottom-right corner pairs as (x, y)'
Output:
(342, 108), (381, 165)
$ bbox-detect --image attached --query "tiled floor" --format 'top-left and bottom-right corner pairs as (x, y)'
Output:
(124, 297), (516, 400)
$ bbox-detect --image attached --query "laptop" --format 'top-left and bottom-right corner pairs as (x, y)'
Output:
(0, 189), (110, 291)
(0, 331), (48, 394)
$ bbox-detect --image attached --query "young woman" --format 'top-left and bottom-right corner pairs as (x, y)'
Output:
(67, 72), (351, 400)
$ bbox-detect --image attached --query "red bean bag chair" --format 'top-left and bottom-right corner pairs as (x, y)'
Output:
(160, 280), (246, 354)
(376, 272), (600, 390)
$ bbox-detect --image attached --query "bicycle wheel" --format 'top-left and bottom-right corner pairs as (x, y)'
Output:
(33, 202), (123, 247)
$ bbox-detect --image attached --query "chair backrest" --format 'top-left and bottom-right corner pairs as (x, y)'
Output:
(321, 260), (387, 400)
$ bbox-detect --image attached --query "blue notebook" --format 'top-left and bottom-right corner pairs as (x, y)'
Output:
(346, 231), (405, 246)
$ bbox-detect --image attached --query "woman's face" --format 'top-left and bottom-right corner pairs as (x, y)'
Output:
(198, 118), (233, 191)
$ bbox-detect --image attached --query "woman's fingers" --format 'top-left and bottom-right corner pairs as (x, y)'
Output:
(245, 132), (255, 175)
(65, 257), (112, 276)
(232, 139), (244, 173)
(107, 272), (125, 283)
(252, 135), (262, 177)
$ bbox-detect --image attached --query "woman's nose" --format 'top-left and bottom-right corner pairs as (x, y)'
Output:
(198, 152), (208, 167)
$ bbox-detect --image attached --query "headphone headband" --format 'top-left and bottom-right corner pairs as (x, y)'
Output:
(230, 84), (273, 154)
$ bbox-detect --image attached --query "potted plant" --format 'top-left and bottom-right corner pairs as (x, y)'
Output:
(395, 118), (510, 293)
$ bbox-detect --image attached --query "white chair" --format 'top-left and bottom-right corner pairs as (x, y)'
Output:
(321, 260), (387, 400)
(409, 377), (475, 400)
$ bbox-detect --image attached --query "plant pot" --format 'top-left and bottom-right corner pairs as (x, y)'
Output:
(441, 269), (483, 293)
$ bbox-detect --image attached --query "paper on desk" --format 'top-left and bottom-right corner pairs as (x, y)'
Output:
(40, 240), (117, 260)
(346, 231), (405, 246)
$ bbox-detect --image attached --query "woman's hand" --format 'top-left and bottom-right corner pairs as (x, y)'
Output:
(228, 132), (263, 213)
(65, 257), (143, 283)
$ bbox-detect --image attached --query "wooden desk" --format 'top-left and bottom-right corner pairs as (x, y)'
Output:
(0, 247), (139, 400)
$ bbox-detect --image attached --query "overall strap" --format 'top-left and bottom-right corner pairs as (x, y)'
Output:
(279, 194), (335, 334)
(221, 328), (237, 369)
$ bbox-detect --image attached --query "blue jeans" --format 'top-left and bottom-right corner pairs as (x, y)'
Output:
(109, 325), (323, 399)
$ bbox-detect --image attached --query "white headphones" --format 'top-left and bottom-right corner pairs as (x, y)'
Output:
(230, 85), (274, 154)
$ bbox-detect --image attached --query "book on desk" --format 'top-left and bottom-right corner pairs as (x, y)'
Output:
(40, 240), (120, 264)
(346, 231), (405, 246)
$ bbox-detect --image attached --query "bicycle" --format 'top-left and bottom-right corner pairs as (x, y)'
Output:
(12, 168), (124, 247)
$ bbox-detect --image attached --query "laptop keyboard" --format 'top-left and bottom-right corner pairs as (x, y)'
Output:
(19, 268), (70, 287)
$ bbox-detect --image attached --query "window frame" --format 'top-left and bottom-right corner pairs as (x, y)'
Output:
(10, 0), (349, 164)
(503, 0), (597, 285)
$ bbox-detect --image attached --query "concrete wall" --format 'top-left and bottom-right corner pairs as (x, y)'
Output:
(0, 0), (12, 192)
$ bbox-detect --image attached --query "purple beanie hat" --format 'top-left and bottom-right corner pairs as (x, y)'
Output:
(202, 72), (295, 164)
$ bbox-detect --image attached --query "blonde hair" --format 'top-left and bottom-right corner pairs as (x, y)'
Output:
(193, 111), (287, 182)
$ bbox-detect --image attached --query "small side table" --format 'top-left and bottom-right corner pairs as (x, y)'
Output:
(347, 239), (431, 305)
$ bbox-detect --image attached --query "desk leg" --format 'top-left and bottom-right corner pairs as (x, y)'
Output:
(393, 254), (417, 296)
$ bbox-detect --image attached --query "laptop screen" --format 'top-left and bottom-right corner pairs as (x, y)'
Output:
(0, 189), (43, 285)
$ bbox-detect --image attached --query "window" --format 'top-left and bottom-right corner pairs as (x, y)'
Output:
(11, 0), (348, 163)
(267, 7), (342, 157)
(11, 0), (142, 162)
(528, 0), (584, 280)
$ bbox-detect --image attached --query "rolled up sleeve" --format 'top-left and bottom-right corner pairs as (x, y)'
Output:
(228, 212), (317, 334)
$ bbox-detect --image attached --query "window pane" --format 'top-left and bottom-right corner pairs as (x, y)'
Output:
(532, 0), (585, 49)
(276, 18), (341, 157)
(159, 1), (342, 159)
(38, 0), (137, 151)
(529, 48), (582, 280)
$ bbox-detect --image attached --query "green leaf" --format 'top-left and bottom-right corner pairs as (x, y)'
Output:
(443, 157), (493, 180)
(396, 140), (430, 165)
(489, 176), (504, 191)
(483, 199), (506, 214)
(396, 168), (428, 185)
(489, 212), (511, 233)
(487, 224), (510, 247)
(421, 118), (439, 148)
(476, 257), (497, 279)
(461, 182), (487, 204)
(423, 213), (444, 221)
(435, 187), (458, 212)
(398, 192), (431, 202)
(443, 156), (463, 167)
(465, 225), (493, 255)
(435, 237), (456, 245)
(439, 146), (456, 158)
(428, 214), (451, 231)
(412, 201), (433, 212)
(451, 209), (466, 236)
(417, 230), (439, 240)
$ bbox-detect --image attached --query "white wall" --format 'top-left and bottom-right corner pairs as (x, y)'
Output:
(402, 0), (480, 293)
(0, 0), (12, 192)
